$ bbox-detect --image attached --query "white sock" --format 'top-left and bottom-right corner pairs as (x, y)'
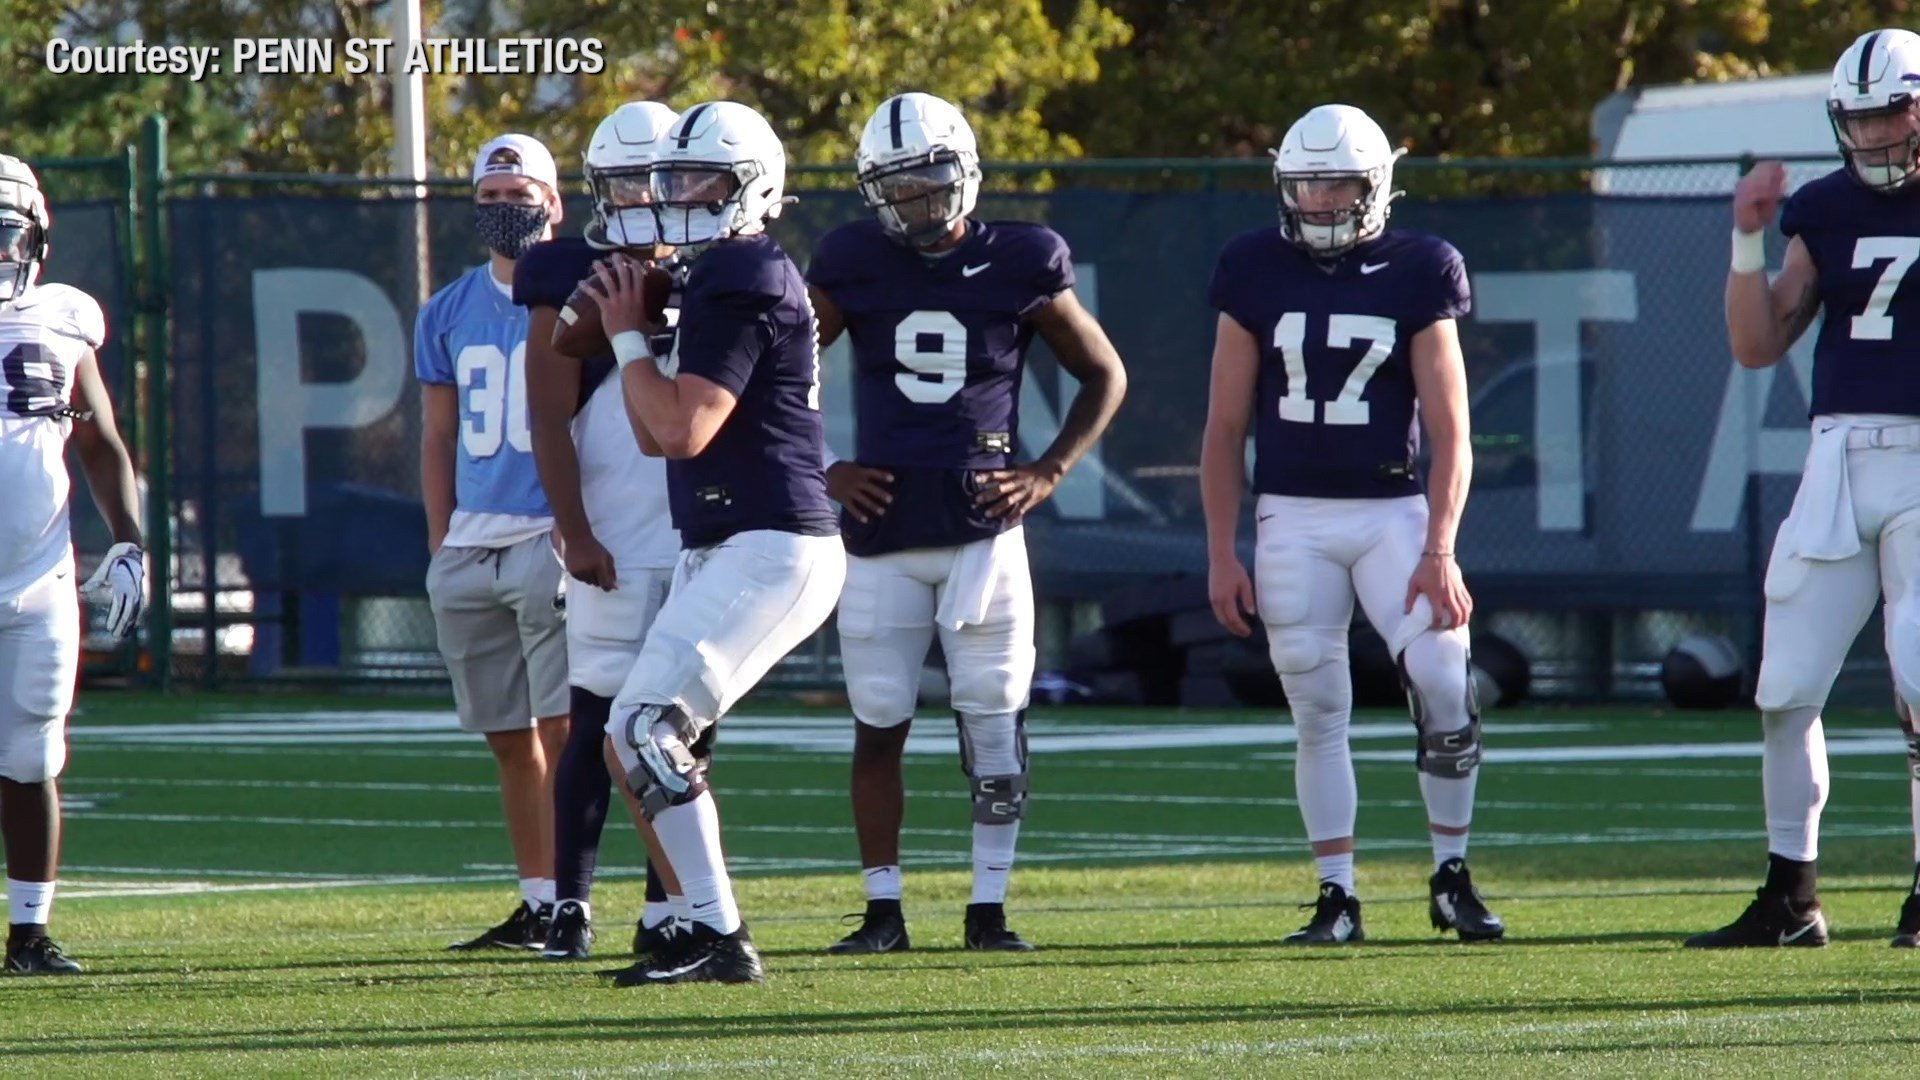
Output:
(519, 877), (550, 909)
(6, 879), (54, 926)
(650, 791), (740, 934)
(642, 900), (674, 929)
(1762, 707), (1828, 861)
(669, 893), (690, 923)
(863, 865), (902, 902)
(971, 824), (1019, 905)
(1910, 775), (1920, 864)
(1432, 831), (1470, 869)
(1314, 852), (1355, 894)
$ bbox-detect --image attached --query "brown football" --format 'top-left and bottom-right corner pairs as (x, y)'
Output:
(551, 264), (673, 360)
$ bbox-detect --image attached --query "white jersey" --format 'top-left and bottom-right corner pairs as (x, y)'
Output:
(573, 370), (678, 572)
(0, 283), (105, 601)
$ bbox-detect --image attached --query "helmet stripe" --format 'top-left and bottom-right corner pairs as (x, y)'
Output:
(674, 104), (711, 149)
(1859, 31), (1882, 94)
(888, 96), (906, 151)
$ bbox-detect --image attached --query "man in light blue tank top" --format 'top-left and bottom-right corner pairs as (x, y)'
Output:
(415, 134), (571, 951)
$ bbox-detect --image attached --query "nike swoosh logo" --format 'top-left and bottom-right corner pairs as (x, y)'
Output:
(646, 952), (714, 980)
(1257, 513), (1276, 523)
(962, 263), (991, 277)
(1780, 921), (1820, 944)
(1360, 262), (1389, 274)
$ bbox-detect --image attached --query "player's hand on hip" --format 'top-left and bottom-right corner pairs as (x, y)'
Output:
(1405, 552), (1472, 631)
(81, 542), (146, 643)
(561, 531), (619, 591)
(826, 461), (893, 523)
(974, 464), (1060, 522)
(583, 255), (654, 336)
(1209, 558), (1257, 638)
(1733, 160), (1787, 234)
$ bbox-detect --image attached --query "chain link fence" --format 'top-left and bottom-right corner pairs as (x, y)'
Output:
(114, 149), (1883, 705)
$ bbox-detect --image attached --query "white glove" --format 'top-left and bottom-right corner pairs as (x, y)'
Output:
(81, 542), (145, 642)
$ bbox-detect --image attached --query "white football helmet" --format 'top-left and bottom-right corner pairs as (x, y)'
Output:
(0, 154), (50, 303)
(648, 101), (788, 247)
(1273, 104), (1404, 257)
(584, 101), (680, 250)
(1828, 29), (1920, 192)
(855, 92), (982, 245)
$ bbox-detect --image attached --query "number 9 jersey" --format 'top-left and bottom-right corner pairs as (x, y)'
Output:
(807, 217), (1073, 554)
(1208, 227), (1470, 500)
(0, 283), (105, 600)
(1780, 169), (1920, 417)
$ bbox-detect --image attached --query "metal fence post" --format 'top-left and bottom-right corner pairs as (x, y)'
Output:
(140, 114), (173, 691)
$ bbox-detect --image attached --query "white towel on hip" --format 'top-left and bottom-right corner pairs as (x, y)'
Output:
(1778, 421), (1860, 563)
(935, 527), (1024, 631)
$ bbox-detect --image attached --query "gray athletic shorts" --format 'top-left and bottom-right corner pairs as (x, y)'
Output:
(426, 534), (569, 733)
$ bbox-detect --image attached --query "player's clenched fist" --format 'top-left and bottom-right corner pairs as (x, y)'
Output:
(1733, 160), (1787, 234)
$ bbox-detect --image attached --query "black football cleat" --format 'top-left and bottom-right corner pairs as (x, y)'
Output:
(633, 916), (691, 964)
(827, 900), (911, 955)
(1429, 859), (1506, 942)
(540, 900), (594, 960)
(610, 922), (764, 986)
(1283, 882), (1365, 944)
(1892, 871), (1920, 948)
(448, 900), (550, 951)
(963, 902), (1035, 952)
(5, 933), (82, 975)
(1685, 889), (1828, 948)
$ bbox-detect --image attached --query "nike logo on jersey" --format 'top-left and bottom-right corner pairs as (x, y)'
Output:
(962, 263), (991, 277)
(1360, 262), (1390, 275)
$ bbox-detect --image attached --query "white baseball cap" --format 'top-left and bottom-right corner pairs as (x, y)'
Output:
(472, 134), (558, 192)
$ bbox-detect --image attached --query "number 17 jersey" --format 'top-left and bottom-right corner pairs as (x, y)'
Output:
(1208, 228), (1470, 500)
(808, 218), (1074, 555)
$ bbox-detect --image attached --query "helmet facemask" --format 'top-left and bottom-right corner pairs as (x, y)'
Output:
(1830, 97), (1920, 192)
(858, 149), (978, 246)
(1277, 171), (1387, 258)
(649, 160), (762, 246)
(586, 164), (660, 249)
(0, 210), (43, 303)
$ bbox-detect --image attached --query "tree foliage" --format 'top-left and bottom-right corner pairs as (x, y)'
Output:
(3, 0), (1912, 180)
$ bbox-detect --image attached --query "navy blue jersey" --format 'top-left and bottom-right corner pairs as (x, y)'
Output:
(1208, 228), (1470, 500)
(1780, 169), (1920, 418)
(668, 233), (837, 548)
(513, 237), (682, 414)
(809, 218), (1073, 554)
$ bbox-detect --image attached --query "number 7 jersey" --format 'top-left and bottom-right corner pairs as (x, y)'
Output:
(1781, 169), (1920, 418)
(1208, 227), (1471, 500)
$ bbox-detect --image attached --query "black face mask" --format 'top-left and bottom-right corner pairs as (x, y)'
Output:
(475, 202), (549, 259)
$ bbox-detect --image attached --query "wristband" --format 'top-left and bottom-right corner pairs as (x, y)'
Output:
(1730, 228), (1766, 274)
(611, 330), (648, 369)
(1422, 550), (1454, 559)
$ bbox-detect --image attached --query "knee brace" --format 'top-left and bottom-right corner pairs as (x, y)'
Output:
(0, 719), (65, 784)
(1400, 644), (1482, 779)
(958, 711), (1029, 824)
(617, 703), (712, 820)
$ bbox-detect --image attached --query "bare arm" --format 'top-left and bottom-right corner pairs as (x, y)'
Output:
(1410, 318), (1472, 554)
(420, 383), (458, 554)
(67, 349), (143, 546)
(1025, 288), (1129, 482)
(621, 363), (738, 460)
(525, 306), (595, 544)
(1727, 235), (1819, 369)
(620, 367), (668, 457)
(1200, 313), (1258, 563)
(810, 285), (845, 351)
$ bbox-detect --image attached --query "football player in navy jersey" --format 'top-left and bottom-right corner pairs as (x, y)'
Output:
(517, 101), (691, 963)
(1200, 104), (1502, 944)
(1695, 29), (1920, 950)
(806, 93), (1126, 954)
(586, 101), (846, 985)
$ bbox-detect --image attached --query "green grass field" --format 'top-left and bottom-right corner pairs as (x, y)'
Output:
(3, 692), (1918, 1077)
